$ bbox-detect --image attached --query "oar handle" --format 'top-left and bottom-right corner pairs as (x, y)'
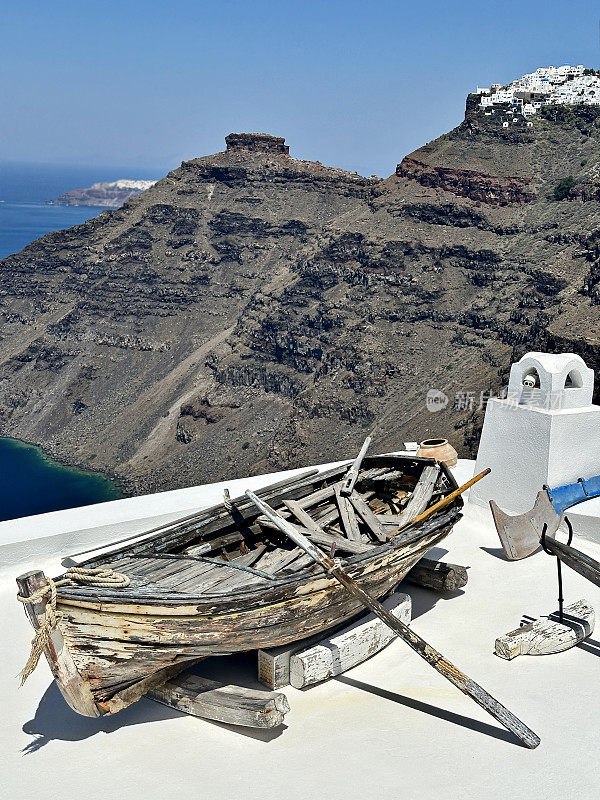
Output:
(393, 468), (491, 535)
(245, 489), (540, 750)
(545, 536), (600, 589)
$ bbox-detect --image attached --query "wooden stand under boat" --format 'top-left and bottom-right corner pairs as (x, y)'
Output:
(16, 454), (464, 717)
(147, 673), (291, 728)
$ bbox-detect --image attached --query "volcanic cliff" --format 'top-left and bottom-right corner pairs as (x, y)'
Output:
(2, 112), (600, 493)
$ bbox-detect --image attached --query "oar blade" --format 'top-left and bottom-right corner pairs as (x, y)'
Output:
(465, 679), (540, 749)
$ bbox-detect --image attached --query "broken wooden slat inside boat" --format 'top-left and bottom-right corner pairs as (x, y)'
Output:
(335, 486), (362, 542)
(16, 453), (463, 718)
(399, 464), (441, 525)
(347, 491), (389, 542)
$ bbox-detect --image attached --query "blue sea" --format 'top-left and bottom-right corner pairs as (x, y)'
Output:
(0, 202), (101, 260)
(0, 439), (121, 523)
(0, 161), (160, 518)
(0, 161), (159, 259)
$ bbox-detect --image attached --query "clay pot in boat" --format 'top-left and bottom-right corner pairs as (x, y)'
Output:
(416, 438), (458, 467)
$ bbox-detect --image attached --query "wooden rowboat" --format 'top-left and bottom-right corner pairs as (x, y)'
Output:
(17, 454), (463, 717)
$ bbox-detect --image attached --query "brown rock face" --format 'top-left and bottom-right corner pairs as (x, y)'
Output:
(2, 100), (600, 495)
(180, 396), (227, 423)
(225, 133), (290, 155)
(396, 157), (535, 205)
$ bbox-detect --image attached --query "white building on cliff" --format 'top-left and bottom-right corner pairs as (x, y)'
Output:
(477, 65), (600, 120)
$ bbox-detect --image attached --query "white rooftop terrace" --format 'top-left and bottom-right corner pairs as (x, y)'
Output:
(2, 457), (600, 800)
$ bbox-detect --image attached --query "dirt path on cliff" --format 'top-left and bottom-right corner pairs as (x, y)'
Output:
(121, 326), (235, 470)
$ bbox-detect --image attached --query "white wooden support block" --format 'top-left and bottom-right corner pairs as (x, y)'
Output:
(495, 599), (595, 659)
(289, 591), (412, 688)
(258, 625), (345, 689)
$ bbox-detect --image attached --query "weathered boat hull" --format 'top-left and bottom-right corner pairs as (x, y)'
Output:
(28, 520), (454, 716)
(18, 455), (462, 716)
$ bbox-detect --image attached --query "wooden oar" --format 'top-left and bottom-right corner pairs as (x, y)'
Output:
(391, 468), (491, 536)
(245, 489), (540, 749)
(544, 535), (600, 589)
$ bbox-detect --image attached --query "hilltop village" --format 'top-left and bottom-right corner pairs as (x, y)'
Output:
(476, 64), (600, 126)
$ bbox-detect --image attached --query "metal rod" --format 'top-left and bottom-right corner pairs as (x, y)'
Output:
(558, 517), (575, 623)
(557, 558), (564, 624)
(542, 517), (575, 624)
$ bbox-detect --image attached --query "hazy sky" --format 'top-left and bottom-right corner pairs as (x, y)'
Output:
(3, 0), (600, 177)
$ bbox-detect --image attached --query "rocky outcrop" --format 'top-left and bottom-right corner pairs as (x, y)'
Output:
(225, 133), (290, 155)
(396, 157), (535, 205)
(180, 395), (235, 423)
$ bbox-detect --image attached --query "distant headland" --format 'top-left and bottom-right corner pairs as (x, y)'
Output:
(47, 178), (157, 208)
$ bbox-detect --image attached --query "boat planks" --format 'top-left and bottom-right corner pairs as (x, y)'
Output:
(17, 454), (463, 717)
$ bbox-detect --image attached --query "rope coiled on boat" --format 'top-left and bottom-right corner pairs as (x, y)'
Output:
(17, 567), (130, 684)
